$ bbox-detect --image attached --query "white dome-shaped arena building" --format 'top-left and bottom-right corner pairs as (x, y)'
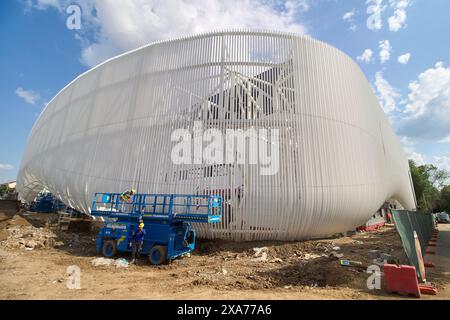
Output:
(17, 31), (416, 241)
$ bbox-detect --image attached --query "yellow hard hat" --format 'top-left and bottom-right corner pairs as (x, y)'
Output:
(131, 188), (137, 194)
(139, 222), (144, 228)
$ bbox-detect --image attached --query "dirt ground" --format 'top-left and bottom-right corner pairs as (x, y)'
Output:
(0, 208), (449, 300)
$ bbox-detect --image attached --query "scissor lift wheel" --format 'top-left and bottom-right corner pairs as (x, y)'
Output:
(102, 240), (117, 258)
(149, 245), (167, 265)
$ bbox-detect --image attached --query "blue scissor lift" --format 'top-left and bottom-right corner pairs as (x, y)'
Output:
(91, 193), (222, 265)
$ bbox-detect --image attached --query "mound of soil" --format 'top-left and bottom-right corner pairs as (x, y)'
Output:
(0, 215), (59, 250)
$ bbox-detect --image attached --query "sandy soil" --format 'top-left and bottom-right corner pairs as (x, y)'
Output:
(0, 209), (448, 300)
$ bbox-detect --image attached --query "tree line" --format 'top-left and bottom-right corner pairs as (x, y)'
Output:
(409, 160), (450, 213)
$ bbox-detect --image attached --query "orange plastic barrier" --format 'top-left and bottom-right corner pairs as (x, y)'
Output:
(384, 264), (421, 298)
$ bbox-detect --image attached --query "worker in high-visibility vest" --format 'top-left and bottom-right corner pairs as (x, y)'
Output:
(130, 222), (146, 264)
(120, 188), (136, 202)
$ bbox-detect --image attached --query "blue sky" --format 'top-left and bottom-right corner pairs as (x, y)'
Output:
(1, 0), (450, 183)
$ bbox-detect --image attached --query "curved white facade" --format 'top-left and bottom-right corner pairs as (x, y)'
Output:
(17, 31), (415, 241)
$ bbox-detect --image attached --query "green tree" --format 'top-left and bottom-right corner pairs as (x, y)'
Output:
(409, 160), (442, 211)
(440, 185), (450, 213)
(422, 164), (449, 189)
(0, 184), (9, 197)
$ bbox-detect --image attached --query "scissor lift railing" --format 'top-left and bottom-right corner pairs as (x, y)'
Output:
(91, 193), (222, 224)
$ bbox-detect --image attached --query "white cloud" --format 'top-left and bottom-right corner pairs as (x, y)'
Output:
(366, 0), (412, 32)
(343, 9), (355, 21)
(0, 164), (15, 170)
(284, 0), (309, 14)
(388, 0), (410, 32)
(398, 53), (411, 64)
(29, 0), (309, 67)
(23, 0), (62, 12)
(404, 62), (450, 117)
(433, 156), (450, 173)
(357, 49), (373, 63)
(398, 61), (450, 141)
(400, 137), (426, 165)
(379, 39), (392, 63)
(400, 138), (450, 179)
(406, 149), (426, 165)
(36, 0), (62, 10)
(366, 0), (386, 31)
(343, 8), (357, 31)
(374, 71), (400, 113)
(15, 87), (40, 105)
(439, 135), (450, 143)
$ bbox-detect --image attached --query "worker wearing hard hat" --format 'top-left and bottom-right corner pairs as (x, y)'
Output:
(120, 188), (136, 203)
(130, 222), (146, 264)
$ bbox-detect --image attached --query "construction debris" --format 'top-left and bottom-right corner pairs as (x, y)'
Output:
(330, 251), (344, 259)
(368, 249), (381, 259)
(381, 253), (397, 263)
(91, 257), (129, 268)
(303, 253), (321, 260)
(91, 257), (115, 267)
(8, 215), (31, 227)
(251, 247), (268, 262)
(0, 215), (58, 250)
(372, 258), (386, 266)
(115, 258), (130, 268)
(339, 259), (363, 268)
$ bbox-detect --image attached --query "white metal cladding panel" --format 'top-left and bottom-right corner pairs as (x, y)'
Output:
(17, 30), (415, 241)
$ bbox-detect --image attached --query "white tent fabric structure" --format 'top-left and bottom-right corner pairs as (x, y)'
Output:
(17, 30), (416, 240)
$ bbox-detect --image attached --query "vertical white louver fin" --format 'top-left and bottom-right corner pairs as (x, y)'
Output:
(17, 30), (415, 241)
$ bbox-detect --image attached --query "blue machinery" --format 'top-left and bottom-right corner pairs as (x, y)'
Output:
(31, 192), (65, 213)
(91, 193), (222, 265)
